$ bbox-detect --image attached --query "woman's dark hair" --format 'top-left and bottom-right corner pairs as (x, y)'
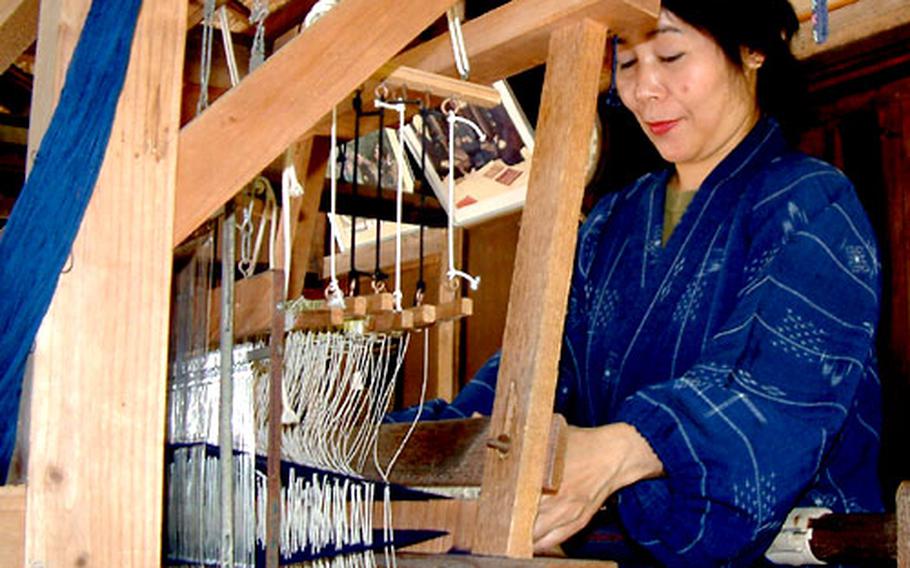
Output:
(661, 0), (807, 136)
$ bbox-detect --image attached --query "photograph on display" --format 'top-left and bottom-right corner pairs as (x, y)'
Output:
(402, 80), (535, 227)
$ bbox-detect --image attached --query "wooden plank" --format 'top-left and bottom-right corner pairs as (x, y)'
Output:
(0, 0), (38, 74)
(273, 136), (313, 298)
(808, 513), (897, 563)
(266, 270), (284, 568)
(899, 482), (910, 568)
(435, 298), (473, 322)
(472, 20), (608, 558)
(793, 0), (910, 59)
(312, 0), (659, 138)
(26, 0), (90, 171)
(288, 308), (344, 331)
(173, 0), (455, 245)
(209, 269), (278, 342)
(0, 486), (25, 567)
(364, 415), (567, 492)
(185, 0), (229, 30)
(25, 1), (187, 566)
(379, 499), (479, 555)
(384, 66), (502, 108)
(386, 553), (617, 567)
(289, 136), (330, 299)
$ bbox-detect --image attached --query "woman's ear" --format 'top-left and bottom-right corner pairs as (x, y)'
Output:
(741, 47), (766, 70)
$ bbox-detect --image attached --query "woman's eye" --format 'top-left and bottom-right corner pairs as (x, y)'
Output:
(659, 53), (685, 64)
(618, 58), (637, 70)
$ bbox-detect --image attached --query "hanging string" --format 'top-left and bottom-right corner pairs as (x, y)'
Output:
(372, 95), (389, 293)
(374, 99), (408, 312)
(304, 0), (342, 29)
(0, 0), (144, 475)
(249, 0), (269, 72)
(218, 6), (241, 87)
(605, 35), (622, 108)
(196, 0), (216, 114)
(812, 0), (829, 44)
(349, 91), (366, 297)
(443, 99), (482, 290)
(415, 105), (430, 307)
(281, 150), (304, 299)
(445, 7), (471, 81)
(326, 106), (345, 309)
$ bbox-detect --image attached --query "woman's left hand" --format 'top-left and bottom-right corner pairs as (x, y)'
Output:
(532, 422), (664, 552)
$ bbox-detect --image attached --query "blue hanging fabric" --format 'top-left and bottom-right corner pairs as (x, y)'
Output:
(0, 0), (144, 478)
(812, 0), (830, 44)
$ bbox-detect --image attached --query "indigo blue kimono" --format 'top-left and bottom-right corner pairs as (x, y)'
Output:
(389, 118), (883, 566)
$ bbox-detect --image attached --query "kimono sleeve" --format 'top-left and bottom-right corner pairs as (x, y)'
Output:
(613, 174), (881, 565)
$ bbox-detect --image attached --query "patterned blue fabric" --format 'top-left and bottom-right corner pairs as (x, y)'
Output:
(387, 118), (883, 566)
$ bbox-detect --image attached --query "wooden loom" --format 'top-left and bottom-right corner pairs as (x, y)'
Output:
(4, 0), (910, 566)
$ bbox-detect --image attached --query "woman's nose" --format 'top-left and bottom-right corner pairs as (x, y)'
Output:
(633, 63), (664, 102)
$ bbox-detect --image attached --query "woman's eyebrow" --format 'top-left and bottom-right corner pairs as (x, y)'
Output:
(616, 25), (683, 45)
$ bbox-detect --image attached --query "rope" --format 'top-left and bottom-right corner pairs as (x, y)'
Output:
(218, 5), (241, 87)
(249, 0), (269, 72)
(445, 7), (471, 81)
(374, 100), (408, 312)
(0, 0), (144, 477)
(196, 0), (216, 113)
(304, 0), (343, 29)
(443, 101), (482, 290)
(326, 106), (345, 308)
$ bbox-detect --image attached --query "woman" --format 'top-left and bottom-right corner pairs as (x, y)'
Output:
(391, 1), (883, 564)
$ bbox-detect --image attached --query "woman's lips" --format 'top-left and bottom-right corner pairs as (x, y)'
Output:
(646, 119), (680, 136)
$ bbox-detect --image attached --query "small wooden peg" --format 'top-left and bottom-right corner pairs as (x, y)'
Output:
(435, 298), (473, 322)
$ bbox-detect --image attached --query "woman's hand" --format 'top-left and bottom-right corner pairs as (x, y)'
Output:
(532, 422), (664, 552)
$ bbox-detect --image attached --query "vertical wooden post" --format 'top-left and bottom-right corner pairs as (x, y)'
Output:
(25, 0), (186, 565)
(472, 20), (607, 558)
(899, 482), (910, 567)
(288, 136), (330, 299)
(266, 270), (285, 568)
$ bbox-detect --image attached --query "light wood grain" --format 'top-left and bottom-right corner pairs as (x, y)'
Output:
(25, 1), (187, 566)
(289, 136), (330, 299)
(0, 0), (38, 74)
(173, 0), (455, 245)
(791, 0), (859, 22)
(313, 0), (659, 138)
(472, 20), (608, 558)
(385, 553), (618, 567)
(793, 0), (910, 59)
(384, 66), (502, 108)
(899, 482), (910, 567)
(0, 486), (25, 567)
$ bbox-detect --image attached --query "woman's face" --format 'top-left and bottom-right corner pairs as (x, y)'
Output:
(615, 10), (760, 186)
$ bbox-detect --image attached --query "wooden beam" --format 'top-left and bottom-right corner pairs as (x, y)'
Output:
(288, 136), (330, 298)
(793, 0), (910, 59)
(185, 0), (229, 30)
(364, 415), (567, 492)
(25, 1), (187, 566)
(173, 0), (456, 245)
(806, 513), (897, 563)
(26, 0), (90, 171)
(273, 136), (314, 299)
(0, 0), (38, 74)
(472, 19), (608, 558)
(384, 66), (502, 108)
(899, 482), (910, 568)
(386, 554), (617, 567)
(310, 0), (659, 138)
(0, 486), (25, 566)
